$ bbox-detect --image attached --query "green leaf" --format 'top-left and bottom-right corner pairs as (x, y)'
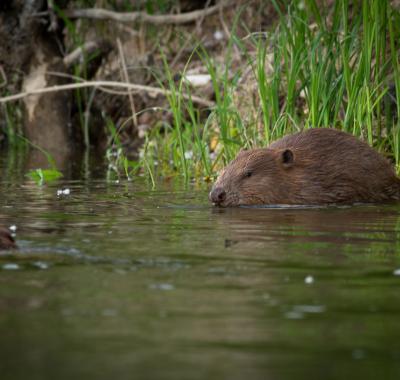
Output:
(26, 169), (63, 185)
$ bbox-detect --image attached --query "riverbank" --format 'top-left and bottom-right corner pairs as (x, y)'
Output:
(1, 0), (399, 182)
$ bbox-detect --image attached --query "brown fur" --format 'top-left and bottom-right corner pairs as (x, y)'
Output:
(0, 227), (16, 250)
(209, 128), (400, 206)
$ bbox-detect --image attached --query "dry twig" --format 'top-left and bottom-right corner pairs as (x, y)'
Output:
(0, 66), (7, 89)
(117, 38), (138, 126)
(64, 2), (225, 25)
(0, 81), (215, 108)
(63, 40), (105, 67)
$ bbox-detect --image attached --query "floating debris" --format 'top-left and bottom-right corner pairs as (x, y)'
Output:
(57, 188), (71, 196)
(285, 311), (304, 320)
(2, 263), (19, 270)
(149, 283), (175, 291)
(293, 305), (326, 313)
(393, 269), (400, 276)
(33, 261), (49, 270)
(304, 275), (314, 285)
(9, 225), (17, 232)
(285, 304), (325, 320)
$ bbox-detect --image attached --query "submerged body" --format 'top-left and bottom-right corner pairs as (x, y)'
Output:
(209, 128), (400, 207)
(0, 227), (16, 250)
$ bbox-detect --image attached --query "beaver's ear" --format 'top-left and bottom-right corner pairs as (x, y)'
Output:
(280, 149), (294, 168)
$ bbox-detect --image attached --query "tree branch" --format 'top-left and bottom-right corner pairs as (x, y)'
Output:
(63, 2), (225, 25)
(0, 80), (215, 108)
(63, 40), (106, 67)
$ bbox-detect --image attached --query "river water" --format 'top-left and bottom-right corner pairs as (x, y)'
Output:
(1, 161), (400, 380)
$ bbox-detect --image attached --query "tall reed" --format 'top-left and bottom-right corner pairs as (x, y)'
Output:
(137, 0), (400, 179)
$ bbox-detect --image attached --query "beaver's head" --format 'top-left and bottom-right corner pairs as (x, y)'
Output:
(209, 148), (295, 207)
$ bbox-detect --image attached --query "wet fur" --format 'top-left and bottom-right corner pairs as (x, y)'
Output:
(210, 128), (400, 206)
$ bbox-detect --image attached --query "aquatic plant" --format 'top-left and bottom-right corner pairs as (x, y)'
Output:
(139, 0), (400, 181)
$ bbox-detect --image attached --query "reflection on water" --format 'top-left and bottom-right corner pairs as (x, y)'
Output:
(1, 160), (400, 379)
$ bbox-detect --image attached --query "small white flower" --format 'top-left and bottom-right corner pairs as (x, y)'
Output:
(214, 30), (224, 40)
(184, 151), (193, 160)
(184, 74), (211, 87)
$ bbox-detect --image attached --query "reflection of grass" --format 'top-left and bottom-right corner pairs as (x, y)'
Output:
(138, 0), (400, 181)
(21, 136), (64, 185)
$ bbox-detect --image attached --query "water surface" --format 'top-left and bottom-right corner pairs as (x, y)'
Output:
(1, 166), (400, 380)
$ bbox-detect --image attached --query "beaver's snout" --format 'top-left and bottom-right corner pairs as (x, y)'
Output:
(209, 187), (226, 205)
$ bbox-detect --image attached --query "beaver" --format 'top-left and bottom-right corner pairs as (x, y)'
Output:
(0, 227), (16, 250)
(209, 128), (400, 206)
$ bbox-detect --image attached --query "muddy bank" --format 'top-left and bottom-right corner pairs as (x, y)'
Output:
(0, 0), (272, 170)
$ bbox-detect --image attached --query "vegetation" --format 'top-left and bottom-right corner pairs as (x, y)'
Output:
(127, 0), (399, 183)
(1, 0), (400, 183)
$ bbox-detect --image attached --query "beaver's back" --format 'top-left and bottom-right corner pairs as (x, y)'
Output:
(270, 128), (386, 166)
(269, 128), (400, 204)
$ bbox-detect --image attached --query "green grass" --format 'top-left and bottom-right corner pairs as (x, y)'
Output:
(136, 0), (400, 181)
(3, 0), (398, 182)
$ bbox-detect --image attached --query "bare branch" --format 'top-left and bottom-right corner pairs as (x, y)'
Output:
(0, 66), (7, 88)
(0, 80), (215, 108)
(117, 38), (138, 126)
(63, 40), (106, 67)
(64, 2), (225, 25)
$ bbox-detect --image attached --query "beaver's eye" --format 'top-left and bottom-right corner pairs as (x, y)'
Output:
(244, 170), (253, 178)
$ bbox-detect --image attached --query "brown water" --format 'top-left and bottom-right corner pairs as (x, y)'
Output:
(1, 163), (400, 380)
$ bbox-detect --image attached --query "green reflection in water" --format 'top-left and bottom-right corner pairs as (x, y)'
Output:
(0, 166), (400, 379)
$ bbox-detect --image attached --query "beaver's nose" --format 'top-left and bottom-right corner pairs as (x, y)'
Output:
(209, 187), (226, 204)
